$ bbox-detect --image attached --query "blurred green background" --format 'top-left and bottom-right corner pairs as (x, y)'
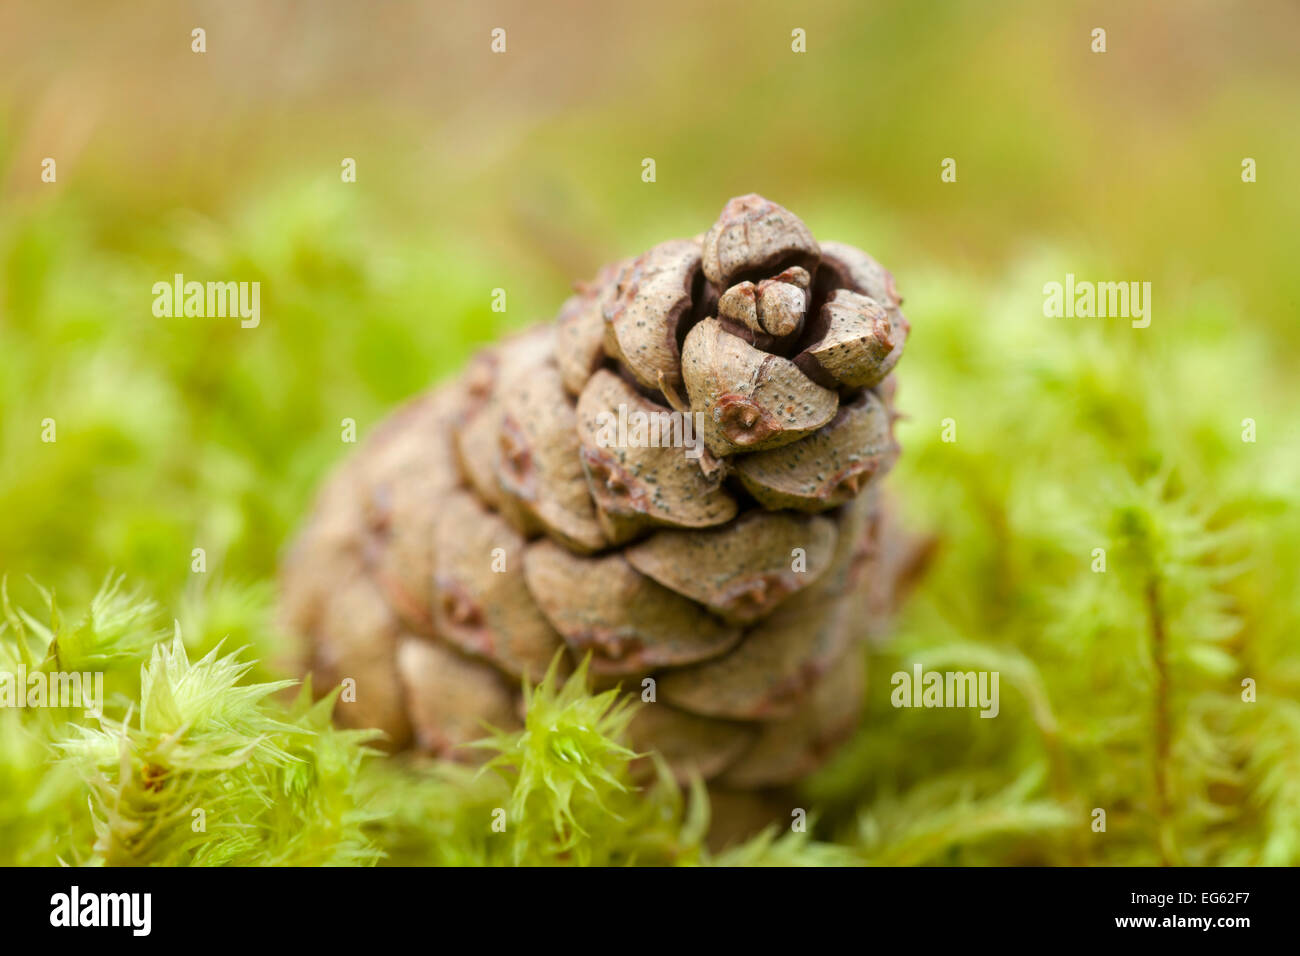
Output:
(1, 0), (1298, 864)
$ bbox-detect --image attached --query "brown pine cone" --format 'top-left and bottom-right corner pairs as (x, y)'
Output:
(279, 194), (921, 796)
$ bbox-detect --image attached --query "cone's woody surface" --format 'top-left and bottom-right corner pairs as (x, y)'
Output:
(280, 194), (923, 792)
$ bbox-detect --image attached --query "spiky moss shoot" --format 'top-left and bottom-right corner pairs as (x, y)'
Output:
(474, 654), (707, 865)
(45, 608), (384, 866)
(2, 577), (365, 866)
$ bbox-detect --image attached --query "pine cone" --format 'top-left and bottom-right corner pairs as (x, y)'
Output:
(280, 194), (920, 796)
